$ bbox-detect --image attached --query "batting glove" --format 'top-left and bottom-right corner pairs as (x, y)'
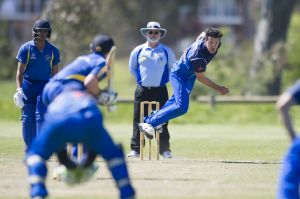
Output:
(98, 89), (118, 106)
(13, 88), (27, 108)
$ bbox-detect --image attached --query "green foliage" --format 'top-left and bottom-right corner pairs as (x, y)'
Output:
(248, 55), (280, 95)
(0, 21), (16, 79)
(43, 0), (105, 65)
(42, 0), (197, 66)
(284, 12), (300, 88)
(1, 1), (300, 98)
(248, 11), (300, 94)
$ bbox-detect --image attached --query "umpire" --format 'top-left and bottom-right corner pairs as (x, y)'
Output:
(127, 21), (176, 158)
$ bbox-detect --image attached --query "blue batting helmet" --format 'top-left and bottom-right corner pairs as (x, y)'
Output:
(90, 35), (114, 54)
(32, 19), (52, 39)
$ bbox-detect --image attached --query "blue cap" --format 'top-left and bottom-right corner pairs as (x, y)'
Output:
(90, 35), (114, 54)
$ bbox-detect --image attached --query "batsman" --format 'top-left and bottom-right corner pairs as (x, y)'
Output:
(42, 34), (117, 157)
(43, 34), (117, 108)
(26, 90), (135, 199)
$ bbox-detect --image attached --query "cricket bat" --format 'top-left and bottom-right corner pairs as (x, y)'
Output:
(106, 46), (117, 112)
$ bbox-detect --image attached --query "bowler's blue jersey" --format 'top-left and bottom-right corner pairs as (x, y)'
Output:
(53, 52), (106, 83)
(172, 38), (218, 80)
(16, 40), (60, 80)
(288, 80), (300, 104)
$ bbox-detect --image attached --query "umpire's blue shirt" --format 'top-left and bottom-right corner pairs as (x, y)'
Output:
(172, 38), (219, 81)
(52, 52), (106, 83)
(129, 43), (176, 87)
(16, 40), (60, 80)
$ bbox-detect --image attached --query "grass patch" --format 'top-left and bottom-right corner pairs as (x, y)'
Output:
(0, 121), (289, 199)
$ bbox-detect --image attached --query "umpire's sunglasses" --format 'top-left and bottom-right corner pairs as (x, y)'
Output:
(148, 31), (159, 35)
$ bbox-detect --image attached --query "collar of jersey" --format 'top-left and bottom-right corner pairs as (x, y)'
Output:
(93, 51), (105, 57)
(29, 39), (49, 49)
(144, 42), (162, 50)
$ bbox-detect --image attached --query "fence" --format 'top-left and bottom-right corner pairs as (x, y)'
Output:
(118, 95), (279, 108)
(118, 96), (278, 103)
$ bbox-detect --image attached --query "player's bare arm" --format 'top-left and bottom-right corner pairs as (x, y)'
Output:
(276, 92), (297, 140)
(52, 64), (58, 76)
(195, 72), (229, 95)
(16, 62), (26, 89)
(84, 74), (100, 96)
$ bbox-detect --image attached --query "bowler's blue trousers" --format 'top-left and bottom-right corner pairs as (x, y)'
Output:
(145, 70), (196, 127)
(277, 138), (300, 199)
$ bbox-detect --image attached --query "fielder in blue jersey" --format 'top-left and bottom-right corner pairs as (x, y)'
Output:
(42, 34), (116, 107)
(14, 19), (60, 150)
(25, 90), (135, 199)
(276, 80), (300, 199)
(139, 28), (229, 138)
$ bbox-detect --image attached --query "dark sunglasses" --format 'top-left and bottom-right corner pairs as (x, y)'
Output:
(35, 29), (48, 33)
(148, 31), (159, 35)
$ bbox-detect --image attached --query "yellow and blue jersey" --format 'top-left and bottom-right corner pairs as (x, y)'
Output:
(53, 52), (106, 83)
(16, 40), (60, 80)
(42, 52), (106, 106)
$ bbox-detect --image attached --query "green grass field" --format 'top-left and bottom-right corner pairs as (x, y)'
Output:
(0, 62), (298, 198)
(0, 119), (291, 199)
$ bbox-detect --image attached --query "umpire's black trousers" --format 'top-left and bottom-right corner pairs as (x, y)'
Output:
(130, 85), (170, 154)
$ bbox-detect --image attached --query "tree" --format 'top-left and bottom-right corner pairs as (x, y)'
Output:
(42, 0), (200, 66)
(248, 0), (297, 95)
(284, 12), (300, 87)
(0, 21), (15, 79)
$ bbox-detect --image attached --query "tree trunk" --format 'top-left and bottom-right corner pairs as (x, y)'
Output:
(248, 0), (297, 95)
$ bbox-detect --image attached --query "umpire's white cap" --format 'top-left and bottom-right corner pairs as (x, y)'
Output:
(140, 21), (167, 39)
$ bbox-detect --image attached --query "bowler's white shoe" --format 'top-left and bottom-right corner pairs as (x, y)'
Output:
(127, 150), (140, 158)
(139, 123), (155, 139)
(161, 151), (172, 159)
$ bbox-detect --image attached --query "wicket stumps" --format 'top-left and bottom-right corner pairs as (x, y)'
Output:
(67, 143), (83, 161)
(140, 101), (160, 160)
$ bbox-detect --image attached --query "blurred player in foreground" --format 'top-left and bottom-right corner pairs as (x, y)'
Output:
(43, 34), (117, 107)
(276, 80), (300, 199)
(25, 90), (135, 199)
(14, 19), (60, 150)
(42, 34), (117, 157)
(139, 28), (229, 139)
